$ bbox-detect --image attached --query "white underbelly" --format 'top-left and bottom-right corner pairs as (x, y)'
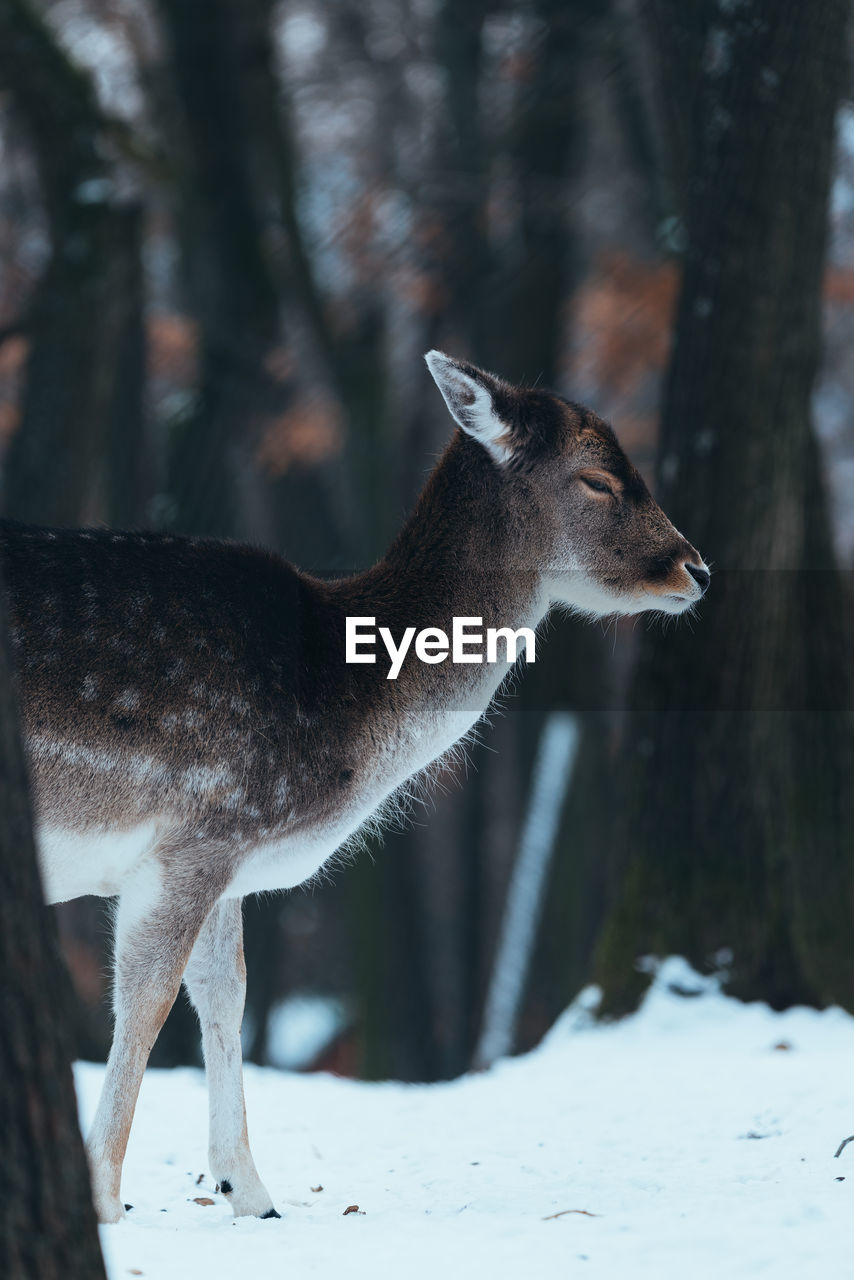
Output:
(224, 833), (342, 897)
(226, 706), (485, 898)
(225, 796), (384, 898)
(33, 704), (493, 905)
(36, 822), (159, 904)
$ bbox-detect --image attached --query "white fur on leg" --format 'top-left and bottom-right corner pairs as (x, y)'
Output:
(184, 899), (278, 1219)
(86, 858), (223, 1223)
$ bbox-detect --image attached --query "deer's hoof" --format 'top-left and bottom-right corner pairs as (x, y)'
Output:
(93, 1192), (126, 1224)
(216, 1169), (279, 1219)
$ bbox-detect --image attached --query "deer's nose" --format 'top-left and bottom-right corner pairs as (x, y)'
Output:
(685, 562), (710, 594)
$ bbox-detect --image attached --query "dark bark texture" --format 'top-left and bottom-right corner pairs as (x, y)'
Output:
(0, 574), (105, 1277)
(588, 0), (854, 1013)
(0, 0), (145, 528)
(155, 0), (283, 543)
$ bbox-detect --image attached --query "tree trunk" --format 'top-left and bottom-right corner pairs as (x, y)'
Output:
(0, 576), (105, 1277)
(359, 0), (606, 1077)
(0, 0), (146, 529)
(486, 0), (594, 385)
(154, 0), (283, 543)
(586, 0), (854, 1014)
(152, 0), (349, 1064)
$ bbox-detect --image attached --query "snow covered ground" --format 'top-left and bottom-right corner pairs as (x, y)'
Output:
(76, 958), (854, 1280)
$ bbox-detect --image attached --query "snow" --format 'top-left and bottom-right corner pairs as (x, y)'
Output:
(76, 957), (854, 1280)
(262, 994), (348, 1070)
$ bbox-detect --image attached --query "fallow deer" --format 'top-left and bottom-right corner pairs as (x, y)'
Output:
(5, 352), (708, 1222)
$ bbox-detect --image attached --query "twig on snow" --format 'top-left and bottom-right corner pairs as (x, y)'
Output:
(542, 1209), (601, 1221)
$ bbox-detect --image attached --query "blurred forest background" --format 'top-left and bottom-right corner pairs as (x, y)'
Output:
(0, 0), (853, 1082)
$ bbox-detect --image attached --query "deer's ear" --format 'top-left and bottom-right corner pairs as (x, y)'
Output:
(424, 350), (513, 465)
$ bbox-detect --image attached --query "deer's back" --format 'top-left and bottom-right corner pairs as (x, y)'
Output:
(1, 521), (367, 898)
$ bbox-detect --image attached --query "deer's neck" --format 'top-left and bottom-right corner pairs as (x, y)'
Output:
(324, 434), (548, 727)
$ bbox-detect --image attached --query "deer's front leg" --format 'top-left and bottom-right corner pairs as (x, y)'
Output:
(183, 897), (279, 1218)
(86, 863), (221, 1223)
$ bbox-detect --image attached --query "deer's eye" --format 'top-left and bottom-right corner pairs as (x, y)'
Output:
(580, 474), (614, 496)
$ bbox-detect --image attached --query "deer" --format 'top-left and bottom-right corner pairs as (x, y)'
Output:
(5, 352), (709, 1223)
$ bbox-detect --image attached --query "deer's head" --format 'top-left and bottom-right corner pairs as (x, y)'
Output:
(426, 351), (709, 618)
